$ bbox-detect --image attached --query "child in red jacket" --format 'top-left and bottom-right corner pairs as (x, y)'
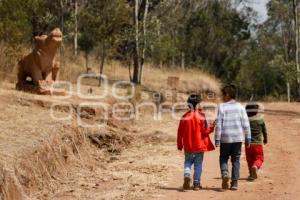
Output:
(177, 94), (215, 190)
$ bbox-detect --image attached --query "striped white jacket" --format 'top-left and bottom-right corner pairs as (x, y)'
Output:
(215, 101), (251, 144)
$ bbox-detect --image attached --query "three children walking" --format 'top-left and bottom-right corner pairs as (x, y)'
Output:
(177, 84), (268, 190)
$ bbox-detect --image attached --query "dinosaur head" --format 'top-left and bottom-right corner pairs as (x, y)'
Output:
(34, 28), (62, 54)
(49, 28), (62, 43)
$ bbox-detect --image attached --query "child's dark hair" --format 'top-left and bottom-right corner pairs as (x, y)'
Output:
(187, 94), (201, 110)
(222, 84), (237, 99)
(246, 102), (259, 117)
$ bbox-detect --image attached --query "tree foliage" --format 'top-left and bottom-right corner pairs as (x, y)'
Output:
(0, 0), (299, 100)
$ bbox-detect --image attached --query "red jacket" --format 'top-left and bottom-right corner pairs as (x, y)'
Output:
(177, 109), (215, 153)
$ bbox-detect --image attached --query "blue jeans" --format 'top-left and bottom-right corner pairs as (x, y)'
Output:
(219, 142), (242, 181)
(184, 152), (204, 184)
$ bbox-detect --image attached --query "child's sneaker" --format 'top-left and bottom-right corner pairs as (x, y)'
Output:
(251, 166), (258, 179)
(222, 174), (229, 190)
(247, 175), (255, 181)
(193, 183), (202, 191)
(230, 180), (238, 190)
(183, 176), (191, 190)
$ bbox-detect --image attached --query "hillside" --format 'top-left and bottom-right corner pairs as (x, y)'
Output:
(0, 76), (216, 200)
(1, 79), (300, 200)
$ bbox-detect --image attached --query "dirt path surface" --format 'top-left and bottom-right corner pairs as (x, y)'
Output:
(149, 103), (300, 200)
(1, 82), (300, 200)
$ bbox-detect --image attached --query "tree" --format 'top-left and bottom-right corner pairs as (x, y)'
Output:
(128, 0), (161, 84)
(263, 0), (299, 100)
(269, 55), (296, 102)
(74, 0), (78, 55)
(0, 0), (44, 45)
(293, 0), (300, 98)
(1, 0), (298, 100)
(78, 32), (95, 73)
(133, 0), (140, 83)
(79, 0), (129, 84)
(0, 0), (47, 72)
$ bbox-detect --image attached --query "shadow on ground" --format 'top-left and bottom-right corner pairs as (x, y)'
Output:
(159, 186), (224, 193)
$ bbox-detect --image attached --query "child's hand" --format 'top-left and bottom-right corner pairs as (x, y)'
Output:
(215, 140), (220, 147)
(263, 139), (268, 145)
(212, 120), (217, 127)
(209, 120), (216, 128)
(245, 138), (251, 148)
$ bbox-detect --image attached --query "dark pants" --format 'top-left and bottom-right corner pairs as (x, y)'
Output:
(219, 142), (242, 181)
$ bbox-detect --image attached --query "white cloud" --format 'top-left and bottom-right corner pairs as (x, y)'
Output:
(248, 0), (270, 23)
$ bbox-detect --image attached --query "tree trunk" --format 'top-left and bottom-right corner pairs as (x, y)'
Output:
(287, 81), (291, 102)
(139, 0), (149, 84)
(99, 42), (106, 87)
(172, 56), (175, 67)
(85, 52), (89, 73)
(294, 0), (300, 99)
(132, 0), (140, 84)
(282, 35), (291, 103)
(159, 60), (163, 69)
(263, 77), (267, 98)
(157, 19), (163, 69)
(60, 0), (64, 67)
(128, 60), (133, 82)
(133, 51), (140, 83)
(74, 0), (78, 56)
(181, 52), (185, 69)
(60, 0), (64, 35)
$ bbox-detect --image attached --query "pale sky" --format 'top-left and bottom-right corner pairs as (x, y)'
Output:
(248, 0), (270, 23)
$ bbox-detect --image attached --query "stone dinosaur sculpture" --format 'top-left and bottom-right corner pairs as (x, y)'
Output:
(16, 28), (65, 95)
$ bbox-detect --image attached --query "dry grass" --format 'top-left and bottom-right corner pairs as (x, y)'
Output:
(0, 44), (220, 95)
(0, 43), (27, 82)
(96, 61), (220, 94)
(0, 84), (180, 200)
(58, 49), (221, 95)
(0, 45), (221, 199)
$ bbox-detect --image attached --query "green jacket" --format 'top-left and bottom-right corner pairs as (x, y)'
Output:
(249, 116), (268, 144)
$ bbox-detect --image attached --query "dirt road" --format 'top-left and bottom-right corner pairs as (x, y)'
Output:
(1, 82), (300, 200)
(149, 103), (300, 200)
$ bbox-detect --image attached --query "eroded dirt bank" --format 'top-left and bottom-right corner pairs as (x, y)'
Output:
(1, 82), (300, 200)
(0, 84), (177, 200)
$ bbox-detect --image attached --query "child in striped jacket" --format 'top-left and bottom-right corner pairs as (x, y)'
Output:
(215, 85), (251, 190)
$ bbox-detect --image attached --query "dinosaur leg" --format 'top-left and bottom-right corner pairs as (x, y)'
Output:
(44, 62), (59, 83)
(52, 62), (60, 81)
(31, 69), (50, 95)
(44, 71), (54, 85)
(45, 62), (65, 96)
